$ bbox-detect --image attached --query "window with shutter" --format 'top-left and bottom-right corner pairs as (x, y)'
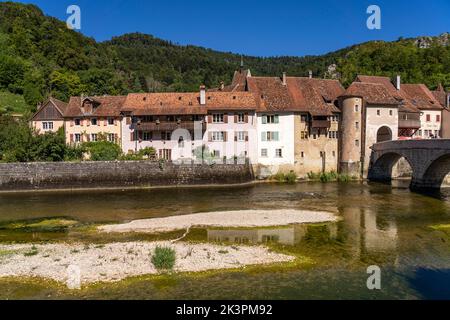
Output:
(262, 115), (267, 124)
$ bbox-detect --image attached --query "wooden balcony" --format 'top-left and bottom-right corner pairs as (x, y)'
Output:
(398, 119), (421, 129)
(311, 120), (331, 128)
(132, 121), (205, 131)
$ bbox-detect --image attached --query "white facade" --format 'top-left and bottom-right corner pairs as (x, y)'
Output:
(415, 110), (442, 138)
(257, 112), (295, 166)
(205, 111), (258, 164)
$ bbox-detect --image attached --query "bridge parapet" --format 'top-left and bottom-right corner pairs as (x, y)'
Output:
(368, 139), (450, 191)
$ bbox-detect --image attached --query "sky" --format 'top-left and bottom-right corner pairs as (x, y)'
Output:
(9, 0), (450, 57)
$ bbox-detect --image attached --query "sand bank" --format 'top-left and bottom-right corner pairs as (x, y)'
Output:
(0, 241), (294, 285)
(99, 209), (337, 234)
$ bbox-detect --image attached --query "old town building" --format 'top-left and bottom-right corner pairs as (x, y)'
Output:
(31, 97), (68, 133)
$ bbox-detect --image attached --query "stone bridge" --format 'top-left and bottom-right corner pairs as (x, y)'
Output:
(368, 139), (450, 191)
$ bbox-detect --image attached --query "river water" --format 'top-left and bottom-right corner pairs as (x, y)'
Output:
(0, 182), (449, 299)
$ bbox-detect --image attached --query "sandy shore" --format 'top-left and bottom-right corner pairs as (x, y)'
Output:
(0, 242), (294, 285)
(99, 209), (337, 234)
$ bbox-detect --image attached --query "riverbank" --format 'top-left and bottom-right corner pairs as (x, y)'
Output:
(0, 241), (294, 285)
(99, 209), (338, 234)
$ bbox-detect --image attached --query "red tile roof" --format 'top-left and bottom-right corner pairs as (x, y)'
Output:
(355, 75), (442, 112)
(122, 92), (257, 115)
(64, 96), (126, 117)
(340, 82), (400, 105)
(246, 76), (342, 115)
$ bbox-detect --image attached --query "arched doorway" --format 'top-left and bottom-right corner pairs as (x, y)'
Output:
(377, 126), (392, 143)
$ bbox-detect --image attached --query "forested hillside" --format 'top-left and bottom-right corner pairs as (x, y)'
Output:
(0, 1), (448, 115)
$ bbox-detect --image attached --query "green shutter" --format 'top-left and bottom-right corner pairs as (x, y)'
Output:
(274, 115), (279, 124)
(274, 132), (280, 141)
(262, 115), (267, 124)
(261, 132), (267, 141)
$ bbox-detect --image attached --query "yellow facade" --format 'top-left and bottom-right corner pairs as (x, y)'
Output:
(64, 117), (122, 145)
(32, 120), (65, 134)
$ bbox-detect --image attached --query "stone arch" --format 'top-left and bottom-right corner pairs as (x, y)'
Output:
(376, 126), (393, 143)
(368, 152), (414, 183)
(417, 154), (450, 189)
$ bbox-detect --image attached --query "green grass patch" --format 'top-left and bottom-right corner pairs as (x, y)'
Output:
(0, 91), (30, 115)
(0, 218), (79, 233)
(23, 246), (39, 257)
(151, 246), (176, 271)
(308, 171), (357, 183)
(271, 171), (297, 184)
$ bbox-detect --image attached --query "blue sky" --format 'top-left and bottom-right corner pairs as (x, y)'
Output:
(10, 0), (450, 57)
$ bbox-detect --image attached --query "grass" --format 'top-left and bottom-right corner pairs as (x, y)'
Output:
(0, 218), (79, 233)
(151, 246), (176, 271)
(272, 171), (297, 184)
(0, 91), (30, 115)
(23, 246), (39, 257)
(307, 171), (357, 183)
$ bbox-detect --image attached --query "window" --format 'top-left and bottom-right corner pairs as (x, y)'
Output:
(213, 114), (224, 123)
(167, 115), (175, 122)
(275, 149), (283, 158)
(237, 131), (246, 141)
(91, 118), (98, 126)
(300, 131), (308, 139)
(213, 150), (221, 158)
(75, 134), (81, 142)
(418, 130), (422, 136)
(262, 114), (279, 124)
(178, 136), (184, 148)
(91, 134), (98, 142)
(389, 110), (393, 116)
(75, 119), (81, 126)
(261, 131), (279, 141)
(108, 118), (115, 125)
(426, 114), (431, 122)
(436, 115), (441, 122)
(237, 113), (245, 123)
(107, 134), (116, 142)
(212, 131), (225, 141)
(355, 105), (359, 112)
(301, 152), (305, 158)
(300, 115), (308, 122)
(377, 110), (381, 116)
(355, 122), (359, 130)
(143, 132), (152, 141)
(355, 140), (360, 147)
(161, 131), (171, 141)
(192, 115), (202, 121)
(332, 151), (336, 157)
(42, 122), (53, 130)
(261, 149), (268, 157)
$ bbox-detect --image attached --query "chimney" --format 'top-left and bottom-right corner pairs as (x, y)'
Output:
(396, 75), (401, 91)
(200, 85), (206, 105)
(282, 72), (287, 86)
(309, 70), (313, 79)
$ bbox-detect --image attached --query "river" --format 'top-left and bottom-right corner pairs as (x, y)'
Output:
(0, 181), (449, 299)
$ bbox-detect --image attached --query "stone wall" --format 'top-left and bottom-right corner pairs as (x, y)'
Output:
(0, 161), (254, 191)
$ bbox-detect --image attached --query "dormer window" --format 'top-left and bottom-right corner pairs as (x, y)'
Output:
(91, 118), (98, 126)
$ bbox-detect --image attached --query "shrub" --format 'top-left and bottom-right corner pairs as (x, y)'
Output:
(83, 141), (122, 161)
(285, 171), (297, 184)
(273, 172), (286, 182)
(138, 147), (156, 159)
(151, 246), (176, 271)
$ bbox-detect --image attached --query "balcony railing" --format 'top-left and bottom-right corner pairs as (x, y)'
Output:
(311, 120), (331, 128)
(132, 121), (206, 131)
(399, 119), (421, 129)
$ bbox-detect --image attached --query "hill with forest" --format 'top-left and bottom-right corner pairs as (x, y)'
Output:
(0, 1), (449, 115)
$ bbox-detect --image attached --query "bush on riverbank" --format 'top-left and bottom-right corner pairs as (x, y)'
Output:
(272, 171), (298, 184)
(307, 171), (357, 183)
(151, 246), (176, 271)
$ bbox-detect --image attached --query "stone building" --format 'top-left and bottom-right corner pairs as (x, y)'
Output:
(216, 69), (343, 177)
(31, 97), (67, 133)
(432, 84), (450, 138)
(338, 81), (400, 176)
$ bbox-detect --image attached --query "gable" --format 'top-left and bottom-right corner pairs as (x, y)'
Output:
(32, 101), (64, 121)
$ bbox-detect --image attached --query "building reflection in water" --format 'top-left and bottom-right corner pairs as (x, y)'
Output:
(206, 207), (398, 260)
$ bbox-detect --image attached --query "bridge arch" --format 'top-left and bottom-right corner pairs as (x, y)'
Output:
(414, 154), (450, 190)
(368, 152), (413, 183)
